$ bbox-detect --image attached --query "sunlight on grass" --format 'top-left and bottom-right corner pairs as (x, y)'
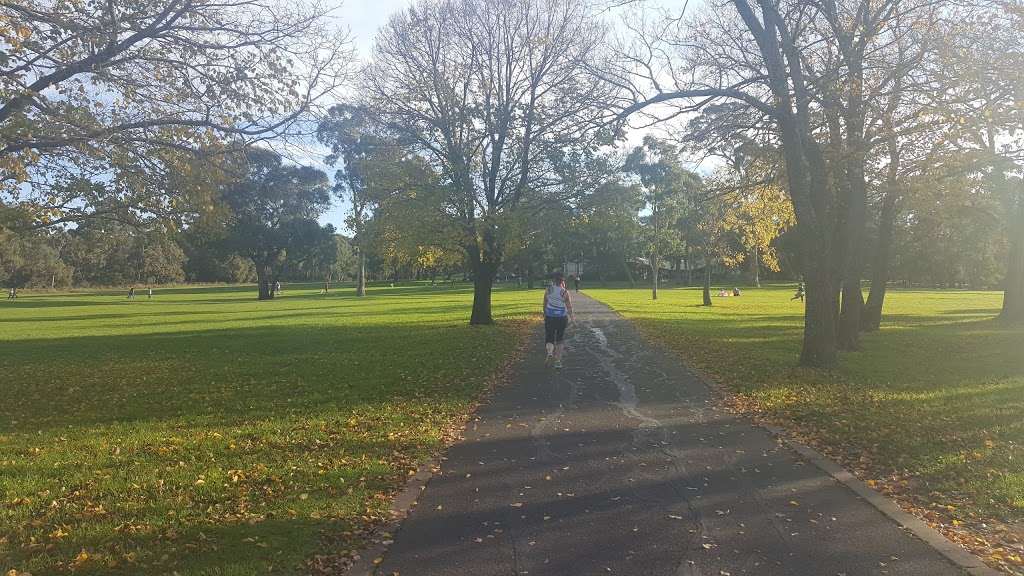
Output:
(0, 283), (538, 575)
(586, 284), (1024, 524)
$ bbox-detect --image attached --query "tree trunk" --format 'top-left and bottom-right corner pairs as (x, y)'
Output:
(651, 255), (659, 300)
(468, 228), (500, 325)
(862, 190), (898, 331)
(801, 245), (838, 367)
(751, 243), (761, 287)
(622, 255), (635, 287)
(729, 0), (839, 368)
(527, 263), (535, 289)
(702, 259), (712, 306)
(837, 169), (867, 350)
(356, 248), (366, 297)
(470, 264), (497, 325)
(999, 181), (1024, 323)
(836, 79), (869, 350)
(256, 263), (274, 300)
(684, 244), (692, 286)
(651, 201), (659, 299)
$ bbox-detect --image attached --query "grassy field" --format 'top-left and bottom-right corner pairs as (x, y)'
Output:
(585, 283), (1024, 569)
(0, 283), (538, 575)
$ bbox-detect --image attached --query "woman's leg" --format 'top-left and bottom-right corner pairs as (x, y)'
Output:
(553, 317), (568, 364)
(544, 317), (557, 367)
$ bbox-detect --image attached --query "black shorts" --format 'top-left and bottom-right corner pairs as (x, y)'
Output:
(544, 315), (569, 344)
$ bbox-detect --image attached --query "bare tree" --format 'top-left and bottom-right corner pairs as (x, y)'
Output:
(613, 0), (950, 367)
(362, 0), (620, 325)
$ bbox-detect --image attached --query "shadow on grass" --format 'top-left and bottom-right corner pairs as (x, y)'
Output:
(941, 307), (1003, 316)
(1, 317), (528, 434)
(5, 420), (960, 576)
(1, 296), (130, 308)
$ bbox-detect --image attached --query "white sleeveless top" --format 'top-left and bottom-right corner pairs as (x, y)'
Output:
(545, 286), (568, 317)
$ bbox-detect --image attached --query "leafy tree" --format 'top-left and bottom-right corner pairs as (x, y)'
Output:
(180, 227), (257, 284)
(65, 221), (185, 286)
(0, 231), (73, 289)
(328, 236), (359, 283)
(623, 137), (702, 300)
(503, 210), (561, 290)
(929, 1), (1024, 323)
(681, 109), (796, 287)
(716, 168), (795, 287)
(892, 171), (1006, 289)
(318, 105), (388, 297)
(416, 245), (465, 284)
(0, 1), (354, 229)
(362, 0), (619, 324)
(572, 179), (643, 286)
(219, 150), (334, 300)
(685, 185), (734, 306)
(284, 233), (342, 284)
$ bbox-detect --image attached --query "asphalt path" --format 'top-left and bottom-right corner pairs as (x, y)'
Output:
(376, 293), (969, 576)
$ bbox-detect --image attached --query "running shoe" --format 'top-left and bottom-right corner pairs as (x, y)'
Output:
(545, 354), (555, 368)
(554, 359), (563, 369)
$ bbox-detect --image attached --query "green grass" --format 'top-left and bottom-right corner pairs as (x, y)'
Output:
(0, 282), (538, 575)
(585, 284), (1024, 525)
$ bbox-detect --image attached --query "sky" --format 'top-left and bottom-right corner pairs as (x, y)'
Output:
(328, 0), (410, 57)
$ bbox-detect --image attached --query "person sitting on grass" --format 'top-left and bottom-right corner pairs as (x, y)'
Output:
(733, 287), (741, 297)
(717, 289), (731, 297)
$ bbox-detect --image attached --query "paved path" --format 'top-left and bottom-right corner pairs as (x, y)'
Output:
(376, 294), (969, 576)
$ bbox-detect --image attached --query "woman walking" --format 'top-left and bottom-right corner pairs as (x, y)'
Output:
(543, 274), (574, 369)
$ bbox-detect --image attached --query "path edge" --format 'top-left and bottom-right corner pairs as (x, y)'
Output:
(345, 461), (434, 576)
(677, 359), (1001, 576)
(346, 316), (541, 576)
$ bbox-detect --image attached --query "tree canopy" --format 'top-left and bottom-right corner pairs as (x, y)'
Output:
(0, 0), (353, 230)
(217, 149), (334, 300)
